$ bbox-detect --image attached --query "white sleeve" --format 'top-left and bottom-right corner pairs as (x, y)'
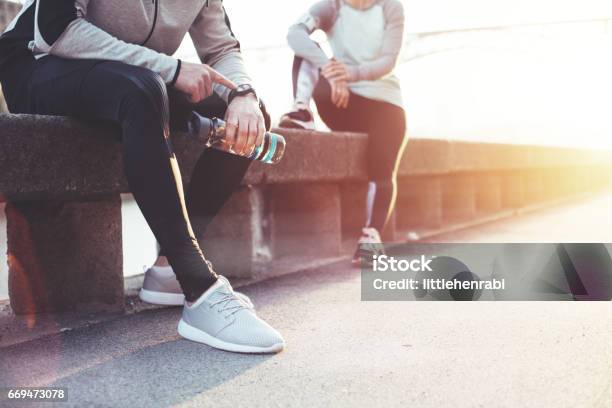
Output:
(286, 0), (338, 68)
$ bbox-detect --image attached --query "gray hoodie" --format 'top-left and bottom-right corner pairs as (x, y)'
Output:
(0, 0), (251, 101)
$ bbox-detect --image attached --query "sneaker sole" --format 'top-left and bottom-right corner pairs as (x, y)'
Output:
(140, 289), (256, 309)
(278, 118), (314, 130)
(139, 288), (185, 306)
(177, 319), (285, 354)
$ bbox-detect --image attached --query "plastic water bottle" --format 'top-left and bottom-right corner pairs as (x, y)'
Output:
(187, 112), (286, 164)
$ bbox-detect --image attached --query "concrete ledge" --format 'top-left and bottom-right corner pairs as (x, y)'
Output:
(6, 196), (124, 314)
(398, 139), (612, 176)
(0, 114), (368, 201)
(268, 183), (341, 259)
(2, 113), (612, 314)
(3, 114), (611, 201)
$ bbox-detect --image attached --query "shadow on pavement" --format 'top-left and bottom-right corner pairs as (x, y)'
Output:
(0, 307), (272, 407)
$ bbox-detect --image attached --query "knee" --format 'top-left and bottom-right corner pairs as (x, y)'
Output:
(312, 76), (331, 103)
(120, 67), (169, 121)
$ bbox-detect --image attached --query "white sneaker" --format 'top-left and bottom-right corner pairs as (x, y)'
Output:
(178, 276), (285, 353)
(139, 265), (253, 308)
(352, 227), (385, 266)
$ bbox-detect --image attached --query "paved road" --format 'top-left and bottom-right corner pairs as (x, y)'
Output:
(2, 193), (612, 407)
(1, 260), (611, 408)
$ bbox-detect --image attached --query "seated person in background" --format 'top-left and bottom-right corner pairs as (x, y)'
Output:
(0, 0), (284, 353)
(280, 0), (408, 262)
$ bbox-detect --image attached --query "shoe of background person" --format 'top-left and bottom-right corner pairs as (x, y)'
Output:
(178, 276), (285, 353)
(278, 102), (315, 130)
(139, 265), (253, 308)
(352, 227), (386, 266)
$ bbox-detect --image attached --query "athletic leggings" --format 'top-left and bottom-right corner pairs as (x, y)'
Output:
(292, 56), (407, 232)
(1, 56), (259, 301)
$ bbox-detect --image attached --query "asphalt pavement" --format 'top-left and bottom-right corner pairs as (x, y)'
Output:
(1, 259), (611, 407)
(2, 193), (612, 407)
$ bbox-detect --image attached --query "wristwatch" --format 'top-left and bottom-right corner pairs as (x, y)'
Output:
(228, 83), (258, 104)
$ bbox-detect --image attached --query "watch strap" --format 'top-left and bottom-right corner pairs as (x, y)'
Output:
(228, 85), (257, 105)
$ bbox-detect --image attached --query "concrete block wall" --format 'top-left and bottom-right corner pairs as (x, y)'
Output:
(1, 114), (612, 313)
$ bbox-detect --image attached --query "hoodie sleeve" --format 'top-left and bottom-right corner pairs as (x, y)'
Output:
(286, 0), (338, 68)
(345, 0), (405, 82)
(189, 0), (252, 102)
(33, 0), (180, 84)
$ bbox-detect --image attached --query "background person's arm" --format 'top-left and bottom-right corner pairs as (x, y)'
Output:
(189, 0), (252, 102)
(286, 0), (339, 69)
(33, 0), (180, 84)
(345, 0), (405, 82)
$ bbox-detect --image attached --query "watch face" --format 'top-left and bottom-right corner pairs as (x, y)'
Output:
(237, 84), (251, 92)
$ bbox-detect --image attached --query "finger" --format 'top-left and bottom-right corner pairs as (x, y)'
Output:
(326, 65), (343, 74)
(322, 63), (342, 78)
(341, 89), (348, 108)
(193, 86), (202, 103)
(201, 72), (212, 99)
(321, 64), (335, 76)
(197, 79), (205, 103)
(327, 71), (348, 82)
(322, 61), (336, 71)
(335, 70), (349, 81)
(224, 112), (239, 149)
(235, 118), (249, 155)
(189, 87), (198, 103)
(330, 82), (338, 105)
(322, 65), (340, 78)
(328, 64), (346, 74)
(335, 87), (344, 108)
(337, 89), (346, 109)
(332, 85), (342, 108)
(330, 86), (337, 106)
(188, 82), (199, 103)
(204, 78), (212, 99)
(341, 90), (350, 109)
(210, 68), (237, 90)
(255, 114), (265, 149)
(246, 116), (259, 157)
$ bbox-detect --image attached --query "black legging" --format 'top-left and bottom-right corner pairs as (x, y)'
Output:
(1, 55), (256, 301)
(292, 56), (407, 232)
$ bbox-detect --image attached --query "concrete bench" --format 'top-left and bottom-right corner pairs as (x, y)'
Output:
(1, 113), (611, 314)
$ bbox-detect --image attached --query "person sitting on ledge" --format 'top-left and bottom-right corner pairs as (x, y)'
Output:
(279, 0), (408, 263)
(0, 0), (284, 353)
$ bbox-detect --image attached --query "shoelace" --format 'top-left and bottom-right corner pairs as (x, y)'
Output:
(209, 292), (251, 318)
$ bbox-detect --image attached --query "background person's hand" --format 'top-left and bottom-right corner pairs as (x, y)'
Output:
(322, 60), (350, 83)
(175, 62), (237, 103)
(224, 94), (265, 157)
(329, 79), (350, 109)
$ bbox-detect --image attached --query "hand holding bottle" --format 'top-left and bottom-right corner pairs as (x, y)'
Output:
(188, 112), (286, 164)
(224, 93), (266, 157)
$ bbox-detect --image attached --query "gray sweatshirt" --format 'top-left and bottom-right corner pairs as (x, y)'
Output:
(0, 0), (251, 101)
(287, 0), (405, 108)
